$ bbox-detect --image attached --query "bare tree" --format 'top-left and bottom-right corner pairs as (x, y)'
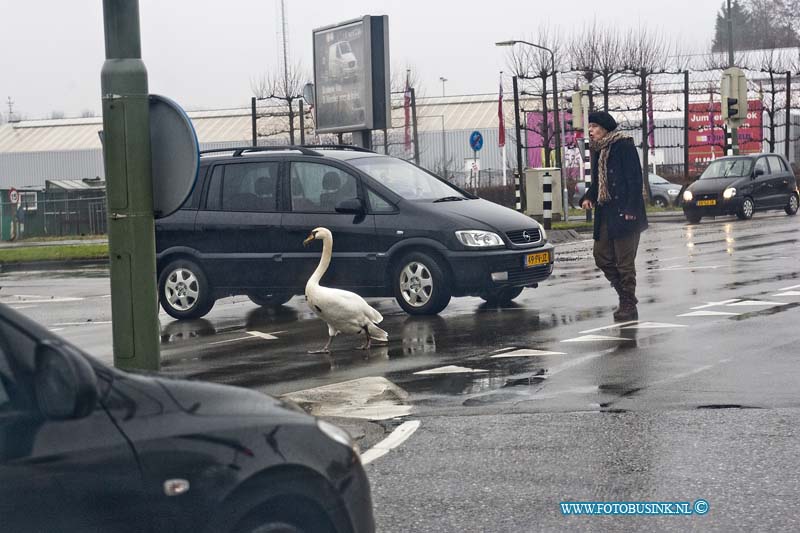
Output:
(49, 110), (65, 120)
(568, 22), (601, 107)
(593, 25), (627, 111)
(251, 61), (308, 144)
(754, 48), (791, 152)
(80, 109), (96, 118)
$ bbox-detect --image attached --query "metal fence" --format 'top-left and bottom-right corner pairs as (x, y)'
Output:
(1, 195), (107, 241)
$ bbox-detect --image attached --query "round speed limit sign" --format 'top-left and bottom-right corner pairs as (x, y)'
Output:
(8, 188), (18, 204)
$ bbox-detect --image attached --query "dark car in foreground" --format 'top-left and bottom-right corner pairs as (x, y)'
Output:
(682, 153), (799, 223)
(156, 145), (554, 320)
(0, 304), (374, 532)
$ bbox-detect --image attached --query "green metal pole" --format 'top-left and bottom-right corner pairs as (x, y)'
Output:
(101, 0), (160, 371)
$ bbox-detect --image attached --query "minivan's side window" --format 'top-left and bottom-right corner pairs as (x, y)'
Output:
(755, 157), (770, 176)
(206, 163), (280, 212)
(367, 188), (395, 213)
(767, 155), (786, 173)
(290, 162), (358, 212)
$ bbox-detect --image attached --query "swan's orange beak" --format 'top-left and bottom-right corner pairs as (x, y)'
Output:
(303, 233), (315, 246)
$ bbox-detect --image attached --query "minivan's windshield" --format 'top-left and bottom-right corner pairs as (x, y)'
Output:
(700, 158), (753, 179)
(350, 157), (468, 201)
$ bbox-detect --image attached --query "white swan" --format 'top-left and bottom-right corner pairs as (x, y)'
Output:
(303, 227), (389, 353)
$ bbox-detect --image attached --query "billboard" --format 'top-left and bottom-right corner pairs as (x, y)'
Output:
(688, 100), (763, 171)
(312, 15), (390, 133)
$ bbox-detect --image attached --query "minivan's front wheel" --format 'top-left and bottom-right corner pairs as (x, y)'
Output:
(393, 251), (451, 315)
(159, 259), (215, 320)
(786, 193), (799, 215)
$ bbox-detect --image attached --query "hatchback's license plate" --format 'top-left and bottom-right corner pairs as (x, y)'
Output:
(697, 199), (717, 206)
(526, 251), (550, 268)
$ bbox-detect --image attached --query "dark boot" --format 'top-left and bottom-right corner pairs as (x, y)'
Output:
(611, 283), (624, 317)
(614, 291), (639, 321)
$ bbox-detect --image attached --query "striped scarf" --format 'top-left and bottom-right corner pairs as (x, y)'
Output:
(590, 130), (631, 205)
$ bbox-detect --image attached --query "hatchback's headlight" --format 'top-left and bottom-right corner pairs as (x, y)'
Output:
(683, 190), (693, 202)
(723, 187), (737, 199)
(455, 230), (504, 248)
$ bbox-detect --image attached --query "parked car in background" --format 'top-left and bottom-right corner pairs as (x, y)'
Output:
(573, 173), (680, 207)
(682, 153), (799, 224)
(0, 303), (374, 533)
(156, 146), (554, 320)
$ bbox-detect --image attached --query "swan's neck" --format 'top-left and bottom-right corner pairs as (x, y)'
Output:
(307, 235), (332, 291)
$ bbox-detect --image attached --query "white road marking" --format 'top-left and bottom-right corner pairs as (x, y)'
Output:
(48, 328), (65, 332)
(621, 322), (688, 330)
(414, 365), (488, 375)
(10, 305), (38, 310)
(562, 334), (633, 343)
(690, 299), (741, 310)
(656, 265), (723, 271)
(361, 420), (421, 465)
(726, 300), (788, 307)
(579, 321), (639, 334)
(548, 348), (618, 376)
(780, 284), (800, 291)
(209, 336), (259, 346)
(490, 348), (566, 358)
(283, 377), (412, 421)
(772, 291), (800, 297)
(53, 321), (112, 327)
(678, 310), (740, 317)
(246, 330), (279, 340)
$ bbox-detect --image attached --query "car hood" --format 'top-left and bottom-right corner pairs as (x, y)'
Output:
(117, 371), (306, 419)
(689, 176), (746, 194)
(416, 198), (541, 233)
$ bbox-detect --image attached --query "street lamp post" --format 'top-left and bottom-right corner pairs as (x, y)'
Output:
(439, 77), (448, 97)
(495, 40), (562, 170)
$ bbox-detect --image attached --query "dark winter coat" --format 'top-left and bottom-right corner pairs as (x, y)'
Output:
(582, 137), (648, 240)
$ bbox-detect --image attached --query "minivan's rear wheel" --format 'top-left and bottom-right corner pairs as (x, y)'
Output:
(737, 197), (754, 220)
(786, 193), (799, 215)
(159, 259), (215, 319)
(393, 251), (451, 315)
(247, 292), (293, 308)
(480, 286), (524, 304)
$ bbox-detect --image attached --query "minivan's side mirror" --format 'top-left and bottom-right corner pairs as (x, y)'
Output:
(335, 198), (365, 215)
(34, 342), (98, 420)
(754, 168), (765, 178)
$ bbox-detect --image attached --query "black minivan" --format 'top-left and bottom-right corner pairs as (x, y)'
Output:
(156, 146), (554, 320)
(682, 153), (799, 223)
(0, 302), (374, 532)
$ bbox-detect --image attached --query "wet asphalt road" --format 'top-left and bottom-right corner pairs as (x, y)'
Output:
(2, 212), (800, 531)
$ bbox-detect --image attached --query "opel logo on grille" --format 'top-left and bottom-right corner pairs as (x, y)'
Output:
(522, 230), (532, 241)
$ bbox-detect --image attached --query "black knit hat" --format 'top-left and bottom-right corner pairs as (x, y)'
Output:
(588, 111), (618, 132)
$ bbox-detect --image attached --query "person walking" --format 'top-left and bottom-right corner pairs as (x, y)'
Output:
(580, 111), (648, 321)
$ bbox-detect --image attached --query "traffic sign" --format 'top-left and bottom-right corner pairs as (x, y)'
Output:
(8, 188), (18, 204)
(149, 94), (200, 219)
(469, 131), (484, 151)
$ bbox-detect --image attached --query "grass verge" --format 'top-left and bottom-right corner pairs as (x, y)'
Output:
(0, 244), (109, 264)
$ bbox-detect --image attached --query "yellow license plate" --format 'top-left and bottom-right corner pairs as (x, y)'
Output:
(526, 251), (550, 267)
(697, 199), (717, 206)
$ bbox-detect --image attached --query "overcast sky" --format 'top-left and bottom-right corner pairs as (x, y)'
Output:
(1, 0), (721, 120)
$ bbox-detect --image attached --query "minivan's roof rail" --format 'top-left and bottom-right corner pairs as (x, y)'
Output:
(200, 146), (322, 157)
(302, 144), (375, 153)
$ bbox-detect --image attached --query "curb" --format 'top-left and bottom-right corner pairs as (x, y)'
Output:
(0, 259), (109, 273)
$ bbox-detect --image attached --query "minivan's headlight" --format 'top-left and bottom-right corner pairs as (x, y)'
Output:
(683, 190), (693, 202)
(455, 230), (504, 248)
(723, 187), (737, 199)
(539, 226), (547, 242)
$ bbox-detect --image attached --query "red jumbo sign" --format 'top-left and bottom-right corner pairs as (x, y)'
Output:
(688, 100), (762, 171)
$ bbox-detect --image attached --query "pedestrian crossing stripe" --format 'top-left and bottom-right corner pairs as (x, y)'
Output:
(490, 349), (566, 358)
(620, 322), (688, 330)
(562, 335), (633, 343)
(725, 300), (788, 307)
(690, 299), (740, 310)
(414, 365), (488, 375)
(678, 310), (740, 317)
(780, 284), (800, 291)
(772, 291), (800, 297)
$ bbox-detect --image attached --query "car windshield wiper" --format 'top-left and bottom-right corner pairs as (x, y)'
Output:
(433, 196), (466, 203)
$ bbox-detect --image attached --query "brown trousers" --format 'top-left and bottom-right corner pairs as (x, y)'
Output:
(593, 213), (641, 297)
